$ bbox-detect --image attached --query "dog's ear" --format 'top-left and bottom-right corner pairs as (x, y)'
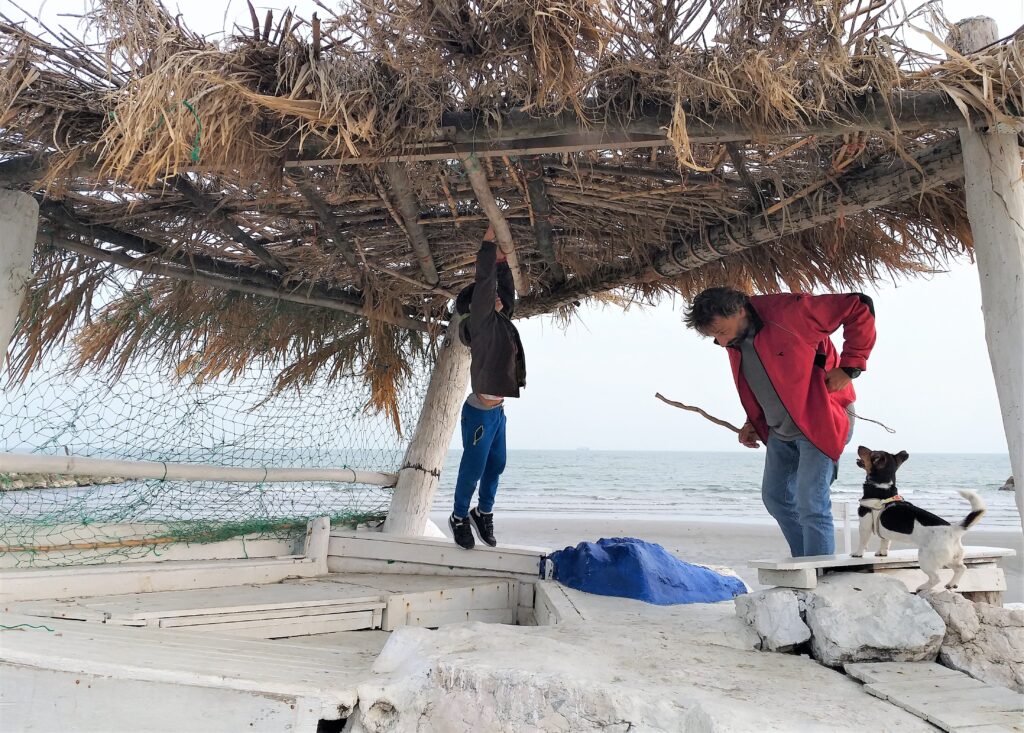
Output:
(895, 451), (909, 466)
(856, 446), (871, 471)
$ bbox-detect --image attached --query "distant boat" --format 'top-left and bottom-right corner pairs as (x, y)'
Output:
(1000, 475), (1015, 491)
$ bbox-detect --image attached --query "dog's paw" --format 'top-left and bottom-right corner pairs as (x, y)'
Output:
(876, 552), (888, 557)
(944, 583), (959, 590)
(850, 552), (863, 558)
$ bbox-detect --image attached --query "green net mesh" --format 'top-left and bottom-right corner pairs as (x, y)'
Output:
(0, 354), (429, 567)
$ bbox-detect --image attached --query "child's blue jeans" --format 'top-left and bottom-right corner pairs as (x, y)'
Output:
(452, 399), (506, 518)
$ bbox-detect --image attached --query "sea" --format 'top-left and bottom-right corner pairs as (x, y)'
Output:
(433, 450), (1021, 530)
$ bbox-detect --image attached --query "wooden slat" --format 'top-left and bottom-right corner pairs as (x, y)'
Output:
(0, 557), (321, 603)
(873, 565), (1005, 593)
(155, 602), (384, 627)
(749, 546), (1014, 570)
(178, 610), (378, 637)
(328, 534), (543, 576)
(407, 607), (515, 627)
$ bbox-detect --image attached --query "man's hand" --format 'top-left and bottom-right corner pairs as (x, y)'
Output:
(738, 422), (761, 449)
(825, 368), (853, 393)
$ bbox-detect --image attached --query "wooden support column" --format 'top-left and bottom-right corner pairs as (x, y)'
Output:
(520, 157), (565, 284)
(952, 17), (1024, 532)
(0, 190), (38, 362)
(383, 319), (471, 536)
(381, 163), (440, 286)
(459, 154), (529, 295)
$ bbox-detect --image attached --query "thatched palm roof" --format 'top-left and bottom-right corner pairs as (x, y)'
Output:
(1, 0), (1021, 418)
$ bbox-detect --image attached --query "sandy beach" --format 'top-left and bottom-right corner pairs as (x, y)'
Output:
(433, 512), (1024, 603)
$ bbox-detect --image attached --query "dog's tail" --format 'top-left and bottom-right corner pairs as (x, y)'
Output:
(957, 490), (986, 530)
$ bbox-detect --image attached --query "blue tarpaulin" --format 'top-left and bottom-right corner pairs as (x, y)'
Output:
(548, 537), (747, 605)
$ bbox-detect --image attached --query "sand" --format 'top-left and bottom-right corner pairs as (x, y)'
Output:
(432, 512), (1024, 603)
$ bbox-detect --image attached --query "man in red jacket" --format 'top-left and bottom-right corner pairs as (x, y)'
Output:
(685, 287), (876, 557)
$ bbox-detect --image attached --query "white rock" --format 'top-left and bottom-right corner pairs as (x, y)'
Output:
(735, 588), (811, 651)
(801, 574), (945, 667)
(346, 620), (935, 732)
(926, 591), (1024, 692)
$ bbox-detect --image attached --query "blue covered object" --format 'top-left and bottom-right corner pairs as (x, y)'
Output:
(548, 537), (747, 605)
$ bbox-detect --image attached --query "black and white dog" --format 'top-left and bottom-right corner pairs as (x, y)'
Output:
(852, 445), (986, 593)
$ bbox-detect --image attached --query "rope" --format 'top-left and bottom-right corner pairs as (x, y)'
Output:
(0, 622), (55, 632)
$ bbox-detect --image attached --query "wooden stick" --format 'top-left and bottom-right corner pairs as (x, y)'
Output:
(459, 153), (529, 296)
(382, 162), (441, 286)
(654, 393), (742, 433)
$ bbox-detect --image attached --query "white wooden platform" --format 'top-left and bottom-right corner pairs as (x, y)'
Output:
(750, 546), (1015, 591)
(845, 662), (1024, 732)
(5, 573), (531, 637)
(327, 529), (548, 580)
(0, 612), (367, 732)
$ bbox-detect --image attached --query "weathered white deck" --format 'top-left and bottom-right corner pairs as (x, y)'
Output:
(750, 546), (1015, 592)
(845, 662), (1024, 732)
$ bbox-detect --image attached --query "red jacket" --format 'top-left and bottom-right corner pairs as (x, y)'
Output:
(728, 293), (876, 461)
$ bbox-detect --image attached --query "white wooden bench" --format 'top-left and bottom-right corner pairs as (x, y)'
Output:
(0, 612), (367, 731)
(750, 546), (1014, 600)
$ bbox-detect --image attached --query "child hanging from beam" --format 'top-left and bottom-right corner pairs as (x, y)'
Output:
(448, 226), (526, 549)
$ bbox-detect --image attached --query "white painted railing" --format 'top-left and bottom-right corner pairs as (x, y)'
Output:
(0, 452), (397, 486)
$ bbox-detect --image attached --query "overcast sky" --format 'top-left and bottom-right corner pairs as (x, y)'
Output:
(16, 0), (1020, 455)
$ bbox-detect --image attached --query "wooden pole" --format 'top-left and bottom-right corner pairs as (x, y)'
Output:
(383, 319), (471, 536)
(0, 190), (38, 363)
(460, 154), (529, 296)
(951, 17), (1024, 533)
(0, 451), (397, 486)
(382, 163), (441, 286)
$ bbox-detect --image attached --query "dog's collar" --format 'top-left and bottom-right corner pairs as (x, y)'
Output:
(859, 495), (903, 510)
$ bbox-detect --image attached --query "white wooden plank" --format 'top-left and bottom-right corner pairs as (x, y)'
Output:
(331, 529), (549, 557)
(68, 580), (382, 620)
(0, 557), (320, 603)
(757, 567), (818, 589)
(533, 581), (585, 625)
(326, 556), (538, 582)
(2, 599), (110, 622)
(407, 607), (515, 627)
(873, 566), (1005, 593)
(0, 613), (367, 703)
(328, 535), (542, 575)
(0, 536), (299, 570)
(750, 546), (1015, 571)
(156, 602), (384, 627)
(304, 516), (331, 576)
(0, 663), (315, 733)
(187, 611), (377, 638)
(389, 582), (512, 614)
(321, 572), (510, 594)
(844, 662), (965, 684)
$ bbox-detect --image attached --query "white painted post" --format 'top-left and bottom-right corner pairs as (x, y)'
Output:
(951, 17), (1024, 533)
(383, 319), (471, 536)
(0, 190), (38, 362)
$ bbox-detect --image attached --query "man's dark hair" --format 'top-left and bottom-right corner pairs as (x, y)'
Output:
(683, 287), (749, 333)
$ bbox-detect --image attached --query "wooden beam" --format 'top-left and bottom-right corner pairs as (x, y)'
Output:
(519, 137), (966, 315)
(381, 163), (440, 286)
(286, 91), (981, 167)
(652, 137), (965, 276)
(170, 175), (289, 273)
(725, 143), (766, 210)
(37, 200), (431, 331)
(293, 179), (358, 267)
(49, 235), (431, 332)
(519, 157), (565, 284)
(459, 154), (529, 296)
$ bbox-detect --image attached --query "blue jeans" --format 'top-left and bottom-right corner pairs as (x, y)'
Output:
(453, 400), (506, 518)
(761, 435), (840, 557)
